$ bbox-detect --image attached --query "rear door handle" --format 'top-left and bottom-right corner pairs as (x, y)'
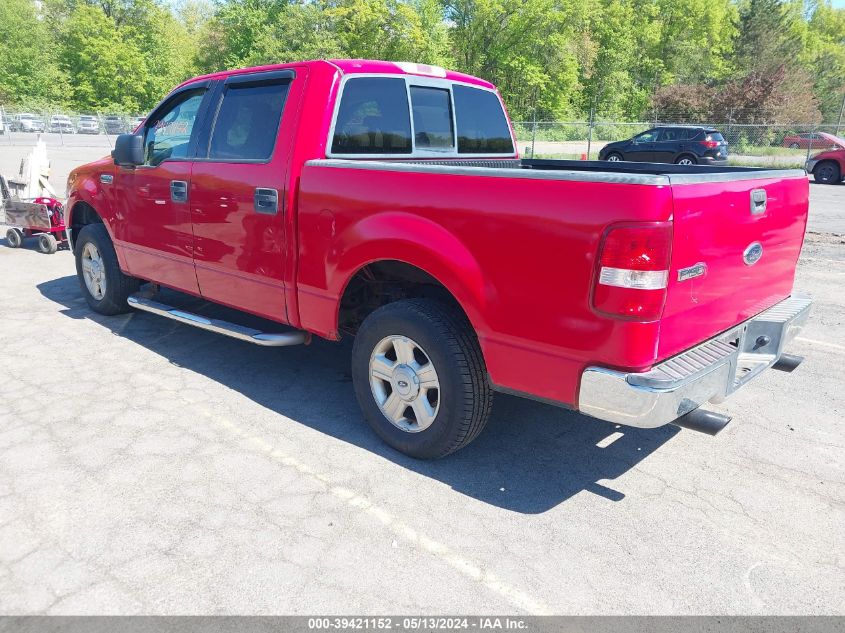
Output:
(254, 188), (278, 214)
(170, 180), (188, 203)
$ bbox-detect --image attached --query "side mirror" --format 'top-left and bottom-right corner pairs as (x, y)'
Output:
(112, 134), (144, 167)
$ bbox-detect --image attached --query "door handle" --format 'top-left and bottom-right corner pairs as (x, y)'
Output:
(254, 188), (278, 214)
(170, 180), (188, 203)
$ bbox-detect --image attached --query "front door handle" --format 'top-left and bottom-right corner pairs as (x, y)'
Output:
(170, 180), (188, 203)
(254, 188), (278, 214)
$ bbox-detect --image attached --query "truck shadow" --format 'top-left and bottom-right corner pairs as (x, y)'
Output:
(39, 276), (679, 514)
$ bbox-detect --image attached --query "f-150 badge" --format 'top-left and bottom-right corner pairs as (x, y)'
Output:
(678, 262), (707, 282)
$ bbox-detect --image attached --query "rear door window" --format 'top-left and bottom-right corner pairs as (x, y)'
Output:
(331, 78), (412, 154)
(208, 81), (290, 161)
(453, 85), (514, 154)
(410, 86), (454, 150)
(658, 128), (681, 141)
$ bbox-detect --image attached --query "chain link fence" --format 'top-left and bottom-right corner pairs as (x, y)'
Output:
(0, 104), (146, 148)
(514, 119), (845, 167)
(2, 102), (844, 168)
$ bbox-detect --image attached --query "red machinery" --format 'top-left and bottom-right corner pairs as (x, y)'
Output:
(2, 176), (68, 254)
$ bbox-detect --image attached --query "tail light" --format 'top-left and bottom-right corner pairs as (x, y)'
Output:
(592, 223), (672, 320)
(700, 140), (720, 149)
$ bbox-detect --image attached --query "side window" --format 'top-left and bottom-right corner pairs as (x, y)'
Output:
(634, 130), (658, 143)
(659, 129), (678, 141)
(144, 90), (205, 167)
(453, 85), (514, 154)
(332, 78), (412, 154)
(208, 81), (290, 161)
(410, 86), (454, 149)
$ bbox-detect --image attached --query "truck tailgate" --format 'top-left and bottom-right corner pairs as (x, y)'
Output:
(658, 171), (809, 360)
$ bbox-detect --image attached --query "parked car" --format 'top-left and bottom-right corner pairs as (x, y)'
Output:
(0, 115), (4, 135)
(782, 132), (843, 150)
(129, 115), (146, 131)
(48, 114), (75, 134)
(599, 126), (728, 165)
(66, 60), (811, 459)
(103, 115), (125, 134)
(806, 145), (845, 184)
(77, 115), (101, 134)
(11, 113), (45, 133)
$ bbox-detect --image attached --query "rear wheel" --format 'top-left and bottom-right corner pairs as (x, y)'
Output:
(6, 228), (23, 248)
(606, 152), (623, 162)
(789, 142), (800, 149)
(813, 161), (841, 185)
(352, 299), (493, 459)
(675, 155), (697, 166)
(37, 233), (57, 254)
(74, 223), (140, 315)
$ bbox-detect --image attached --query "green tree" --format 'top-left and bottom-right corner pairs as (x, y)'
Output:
(806, 1), (845, 122)
(447, 0), (581, 119)
(0, 0), (66, 106)
(59, 4), (151, 111)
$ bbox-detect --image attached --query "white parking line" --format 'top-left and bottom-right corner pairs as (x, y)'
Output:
(795, 336), (845, 353)
(137, 372), (552, 615)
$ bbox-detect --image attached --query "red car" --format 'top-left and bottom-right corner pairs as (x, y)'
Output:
(65, 60), (812, 458)
(782, 131), (844, 150)
(806, 146), (845, 185)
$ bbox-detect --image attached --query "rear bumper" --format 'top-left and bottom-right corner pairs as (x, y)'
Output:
(578, 295), (812, 428)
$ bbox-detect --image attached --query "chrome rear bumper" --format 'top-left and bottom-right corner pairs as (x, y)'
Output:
(578, 295), (812, 428)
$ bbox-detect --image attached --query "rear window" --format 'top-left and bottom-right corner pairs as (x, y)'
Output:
(706, 132), (725, 142)
(209, 81), (290, 161)
(453, 85), (513, 154)
(331, 78), (412, 155)
(410, 86), (454, 150)
(330, 78), (514, 156)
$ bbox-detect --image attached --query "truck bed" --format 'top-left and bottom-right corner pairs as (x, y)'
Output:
(299, 158), (808, 407)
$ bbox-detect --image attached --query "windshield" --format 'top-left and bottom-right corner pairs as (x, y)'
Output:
(822, 133), (845, 147)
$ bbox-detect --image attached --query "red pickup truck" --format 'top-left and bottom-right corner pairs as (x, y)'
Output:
(66, 59), (812, 459)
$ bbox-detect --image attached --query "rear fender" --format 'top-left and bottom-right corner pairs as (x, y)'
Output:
(307, 211), (490, 340)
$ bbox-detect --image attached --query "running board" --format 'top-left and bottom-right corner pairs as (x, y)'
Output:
(127, 294), (310, 347)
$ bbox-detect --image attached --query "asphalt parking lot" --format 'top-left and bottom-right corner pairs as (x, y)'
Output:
(0, 137), (843, 615)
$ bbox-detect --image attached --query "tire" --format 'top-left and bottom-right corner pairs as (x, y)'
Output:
(352, 299), (493, 459)
(6, 228), (23, 248)
(789, 142), (800, 150)
(813, 161), (841, 185)
(606, 152), (623, 162)
(74, 223), (140, 315)
(37, 233), (58, 254)
(675, 155), (697, 165)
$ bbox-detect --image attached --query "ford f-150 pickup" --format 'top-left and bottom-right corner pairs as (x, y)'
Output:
(65, 59), (812, 459)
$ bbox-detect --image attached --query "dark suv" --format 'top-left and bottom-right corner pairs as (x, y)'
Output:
(599, 126), (728, 165)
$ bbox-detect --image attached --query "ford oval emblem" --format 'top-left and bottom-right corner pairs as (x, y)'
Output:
(743, 242), (763, 266)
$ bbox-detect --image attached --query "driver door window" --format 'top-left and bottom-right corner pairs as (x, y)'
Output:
(144, 90), (205, 167)
(634, 130), (658, 143)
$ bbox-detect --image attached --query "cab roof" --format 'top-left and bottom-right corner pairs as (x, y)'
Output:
(177, 59), (496, 91)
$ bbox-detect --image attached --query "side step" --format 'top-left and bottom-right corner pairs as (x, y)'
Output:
(127, 294), (310, 347)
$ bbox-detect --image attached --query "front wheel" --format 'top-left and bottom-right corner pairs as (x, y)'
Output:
(813, 161), (841, 185)
(789, 142), (801, 149)
(74, 223), (140, 315)
(352, 299), (493, 459)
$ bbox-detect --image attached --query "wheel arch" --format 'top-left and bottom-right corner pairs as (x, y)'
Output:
(312, 211), (492, 342)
